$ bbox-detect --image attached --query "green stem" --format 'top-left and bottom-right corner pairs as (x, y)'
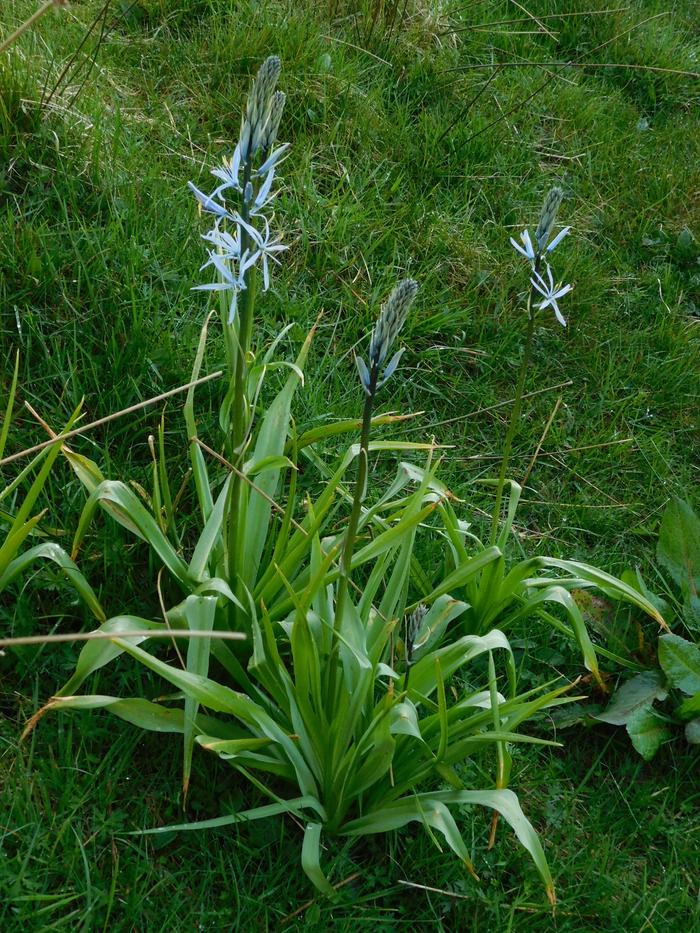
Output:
(226, 160), (256, 589)
(489, 255), (541, 545)
(327, 364), (378, 699)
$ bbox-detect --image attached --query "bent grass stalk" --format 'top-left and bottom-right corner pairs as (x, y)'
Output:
(0, 0), (66, 55)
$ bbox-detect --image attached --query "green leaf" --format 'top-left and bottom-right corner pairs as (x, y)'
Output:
(678, 690), (700, 720)
(242, 328), (312, 589)
(41, 695), (233, 736)
(405, 629), (514, 701)
(509, 584), (602, 685)
(73, 481), (191, 586)
(0, 542), (105, 620)
(342, 788), (554, 903)
(596, 671), (668, 726)
(182, 595), (217, 798)
(197, 734), (294, 779)
(0, 403), (83, 575)
(539, 557), (667, 628)
(411, 596), (469, 661)
(54, 616), (167, 697)
(658, 633), (700, 695)
(419, 546), (502, 605)
(112, 639), (319, 797)
(0, 349), (19, 460)
(301, 823), (335, 896)
(390, 700), (423, 741)
(62, 448), (105, 495)
(625, 706), (672, 761)
(243, 454), (296, 478)
(685, 718), (700, 745)
(135, 795), (326, 835)
(657, 498), (700, 614)
(188, 478), (230, 582)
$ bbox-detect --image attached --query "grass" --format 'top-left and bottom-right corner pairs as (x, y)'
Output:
(1, 0), (699, 928)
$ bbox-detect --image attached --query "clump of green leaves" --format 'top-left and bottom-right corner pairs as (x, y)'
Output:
(595, 498), (700, 758)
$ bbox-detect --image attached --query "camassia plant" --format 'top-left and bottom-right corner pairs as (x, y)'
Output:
(22, 59), (662, 899)
(425, 190), (666, 687)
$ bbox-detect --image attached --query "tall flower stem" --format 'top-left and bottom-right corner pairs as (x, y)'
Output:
(327, 363), (378, 700)
(226, 161), (255, 587)
(490, 256), (541, 545)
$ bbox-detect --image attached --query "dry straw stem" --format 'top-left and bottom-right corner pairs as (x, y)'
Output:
(280, 872), (362, 925)
(0, 0), (67, 55)
(422, 379), (573, 430)
(521, 396), (562, 487)
(0, 371), (223, 468)
(0, 630), (245, 649)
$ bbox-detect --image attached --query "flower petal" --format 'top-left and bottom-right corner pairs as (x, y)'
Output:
(546, 226), (571, 253)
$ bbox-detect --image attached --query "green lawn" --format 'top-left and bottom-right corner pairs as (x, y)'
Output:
(1, 0), (699, 929)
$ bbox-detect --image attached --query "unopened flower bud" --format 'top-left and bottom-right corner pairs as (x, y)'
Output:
(535, 187), (563, 252)
(369, 279), (418, 368)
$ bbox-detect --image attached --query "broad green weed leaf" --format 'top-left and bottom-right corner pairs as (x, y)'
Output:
(658, 633), (700, 695)
(659, 634), (700, 695)
(596, 671), (668, 726)
(625, 706), (672, 760)
(678, 690), (700, 720)
(657, 498), (700, 618)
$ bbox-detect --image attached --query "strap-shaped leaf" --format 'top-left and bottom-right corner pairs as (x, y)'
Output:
(38, 694), (237, 737)
(403, 629), (514, 701)
(540, 557), (667, 628)
(112, 638), (319, 797)
(72, 480), (191, 586)
(242, 328), (312, 590)
(54, 616), (166, 697)
(196, 734), (294, 779)
(342, 788), (554, 903)
(418, 546), (502, 606)
(182, 595), (217, 799)
(134, 795), (327, 835)
(301, 823), (335, 896)
(189, 478), (230, 581)
(507, 584), (602, 685)
(410, 595), (470, 661)
(0, 542), (104, 620)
